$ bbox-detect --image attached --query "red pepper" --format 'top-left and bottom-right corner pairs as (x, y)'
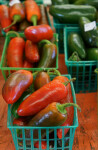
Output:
(13, 118), (27, 126)
(17, 78), (76, 116)
(25, 0), (41, 26)
(3, 2), (25, 30)
(7, 31), (25, 68)
(34, 141), (47, 149)
(25, 25), (53, 43)
(25, 40), (40, 63)
(2, 70), (33, 104)
(0, 5), (11, 32)
(23, 59), (33, 68)
(53, 73), (74, 139)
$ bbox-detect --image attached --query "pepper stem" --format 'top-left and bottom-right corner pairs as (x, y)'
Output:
(32, 72), (38, 76)
(6, 31), (20, 37)
(38, 40), (52, 49)
(57, 103), (81, 114)
(31, 15), (37, 26)
(94, 68), (98, 74)
(64, 78), (76, 86)
(47, 69), (61, 76)
(3, 15), (21, 30)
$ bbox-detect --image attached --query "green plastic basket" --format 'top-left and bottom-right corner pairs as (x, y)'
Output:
(7, 74), (78, 150)
(52, 17), (98, 54)
(0, 0), (43, 5)
(64, 27), (97, 93)
(0, 33), (59, 80)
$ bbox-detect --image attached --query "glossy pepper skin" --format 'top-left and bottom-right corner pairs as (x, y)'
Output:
(25, 102), (80, 139)
(7, 33), (25, 68)
(3, 2), (25, 30)
(17, 80), (69, 116)
(0, 5), (11, 32)
(13, 116), (32, 126)
(25, 0), (41, 26)
(25, 25), (53, 43)
(34, 71), (51, 90)
(38, 40), (57, 68)
(25, 40), (40, 63)
(53, 75), (74, 139)
(2, 70), (33, 104)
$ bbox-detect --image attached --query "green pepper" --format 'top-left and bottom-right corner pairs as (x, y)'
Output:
(11, 91), (31, 119)
(51, 0), (69, 5)
(37, 40), (57, 68)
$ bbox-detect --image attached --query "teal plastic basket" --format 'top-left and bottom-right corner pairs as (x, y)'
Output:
(64, 27), (97, 93)
(7, 74), (78, 150)
(52, 17), (98, 54)
(0, 0), (43, 4)
(0, 33), (59, 80)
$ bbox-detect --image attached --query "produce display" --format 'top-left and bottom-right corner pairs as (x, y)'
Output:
(0, 1), (48, 33)
(67, 17), (98, 61)
(2, 69), (81, 149)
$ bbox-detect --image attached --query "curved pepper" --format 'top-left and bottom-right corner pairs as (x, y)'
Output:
(38, 40), (57, 68)
(0, 5), (11, 32)
(17, 78), (76, 116)
(25, 25), (53, 43)
(7, 31), (25, 68)
(25, 102), (81, 139)
(25, 40), (40, 63)
(3, 2), (25, 30)
(25, 0), (41, 26)
(2, 70), (33, 104)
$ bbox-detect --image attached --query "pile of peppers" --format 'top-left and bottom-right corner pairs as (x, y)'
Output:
(6, 26), (57, 70)
(2, 69), (81, 149)
(0, 0), (48, 32)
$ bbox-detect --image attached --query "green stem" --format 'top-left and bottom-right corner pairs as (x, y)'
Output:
(3, 15), (21, 30)
(64, 78), (76, 86)
(31, 15), (37, 26)
(32, 72), (38, 76)
(6, 31), (20, 37)
(94, 68), (98, 74)
(38, 40), (52, 49)
(57, 103), (81, 114)
(47, 69), (61, 76)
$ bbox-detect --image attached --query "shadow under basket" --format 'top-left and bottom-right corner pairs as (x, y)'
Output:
(7, 74), (78, 150)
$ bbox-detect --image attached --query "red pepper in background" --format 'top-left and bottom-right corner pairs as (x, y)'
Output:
(2, 70), (33, 104)
(23, 59), (33, 68)
(7, 31), (25, 68)
(17, 78), (76, 116)
(25, 0), (41, 26)
(34, 141), (47, 149)
(3, 2), (25, 30)
(25, 40), (40, 63)
(53, 74), (74, 139)
(25, 25), (53, 43)
(0, 5), (11, 32)
(13, 118), (27, 126)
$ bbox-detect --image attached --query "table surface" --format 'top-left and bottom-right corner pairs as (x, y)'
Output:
(0, 23), (98, 150)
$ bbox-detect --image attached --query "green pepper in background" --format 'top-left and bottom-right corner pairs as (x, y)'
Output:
(38, 40), (57, 68)
(68, 52), (81, 61)
(86, 48), (98, 61)
(49, 5), (97, 24)
(51, 0), (69, 5)
(11, 91), (31, 119)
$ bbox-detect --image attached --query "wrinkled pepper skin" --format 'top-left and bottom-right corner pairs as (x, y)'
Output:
(25, 25), (53, 43)
(2, 70), (33, 104)
(38, 43), (57, 68)
(11, 91), (31, 119)
(7, 37), (25, 68)
(34, 71), (51, 90)
(17, 80), (68, 116)
(25, 0), (41, 26)
(53, 76), (74, 138)
(0, 5), (11, 32)
(25, 40), (40, 63)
